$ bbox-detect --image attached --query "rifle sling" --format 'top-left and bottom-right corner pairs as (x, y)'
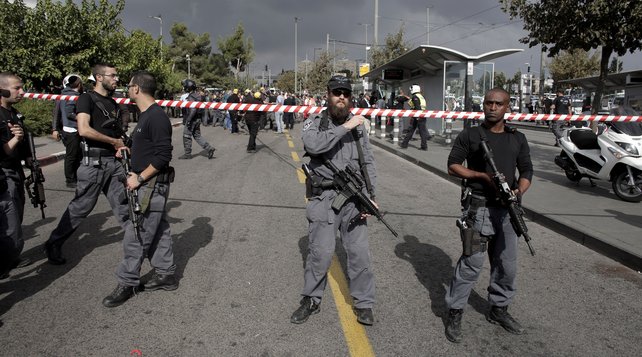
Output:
(351, 128), (375, 200)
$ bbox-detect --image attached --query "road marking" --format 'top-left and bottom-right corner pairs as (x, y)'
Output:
(288, 140), (295, 148)
(296, 168), (306, 184)
(328, 255), (375, 357)
(290, 135), (375, 357)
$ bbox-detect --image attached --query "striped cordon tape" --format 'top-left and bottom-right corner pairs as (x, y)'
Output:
(23, 92), (642, 122)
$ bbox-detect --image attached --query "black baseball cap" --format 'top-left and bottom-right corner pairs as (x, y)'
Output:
(327, 75), (352, 92)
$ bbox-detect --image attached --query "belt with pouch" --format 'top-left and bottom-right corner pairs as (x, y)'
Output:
(144, 166), (175, 184)
(84, 147), (115, 159)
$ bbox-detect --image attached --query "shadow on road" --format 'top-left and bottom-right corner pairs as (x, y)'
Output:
(171, 216), (214, 280)
(394, 235), (488, 321)
(0, 209), (122, 317)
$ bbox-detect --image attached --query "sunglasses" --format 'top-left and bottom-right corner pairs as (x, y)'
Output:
(331, 88), (352, 97)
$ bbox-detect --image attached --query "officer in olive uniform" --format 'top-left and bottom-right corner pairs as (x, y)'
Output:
(179, 79), (215, 160)
(290, 76), (378, 326)
(44, 63), (130, 265)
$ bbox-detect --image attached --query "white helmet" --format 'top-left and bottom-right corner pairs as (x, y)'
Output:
(63, 73), (81, 88)
(410, 84), (421, 94)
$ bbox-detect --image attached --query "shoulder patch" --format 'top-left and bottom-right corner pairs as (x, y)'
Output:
(303, 118), (314, 131)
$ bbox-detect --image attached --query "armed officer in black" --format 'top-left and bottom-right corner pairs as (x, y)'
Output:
(103, 71), (177, 308)
(44, 63), (129, 265)
(444, 88), (533, 343)
(0, 72), (33, 270)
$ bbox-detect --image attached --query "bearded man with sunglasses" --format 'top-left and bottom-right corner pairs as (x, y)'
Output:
(291, 76), (379, 326)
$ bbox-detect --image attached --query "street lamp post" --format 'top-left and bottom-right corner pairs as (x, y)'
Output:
(313, 47), (322, 62)
(186, 54), (191, 79)
(148, 14), (163, 61)
(358, 23), (370, 63)
(294, 17), (299, 94)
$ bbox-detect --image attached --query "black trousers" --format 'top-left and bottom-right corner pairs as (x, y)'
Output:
(61, 131), (82, 183)
(401, 118), (430, 149)
(247, 120), (259, 150)
(230, 111), (239, 133)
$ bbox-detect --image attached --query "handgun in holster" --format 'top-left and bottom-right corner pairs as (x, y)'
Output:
(302, 163), (335, 199)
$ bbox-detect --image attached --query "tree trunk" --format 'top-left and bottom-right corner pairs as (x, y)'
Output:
(591, 46), (612, 131)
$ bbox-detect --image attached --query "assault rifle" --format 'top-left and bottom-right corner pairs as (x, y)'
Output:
(17, 114), (46, 218)
(320, 160), (398, 237)
(120, 149), (142, 243)
(24, 130), (46, 219)
(479, 140), (536, 256)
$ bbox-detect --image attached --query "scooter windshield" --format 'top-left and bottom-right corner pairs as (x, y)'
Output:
(610, 122), (642, 136)
(609, 106), (642, 136)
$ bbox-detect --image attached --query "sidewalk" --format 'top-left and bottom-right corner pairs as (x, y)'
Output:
(369, 124), (642, 271)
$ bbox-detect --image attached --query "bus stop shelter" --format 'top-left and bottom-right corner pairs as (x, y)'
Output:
(362, 45), (522, 135)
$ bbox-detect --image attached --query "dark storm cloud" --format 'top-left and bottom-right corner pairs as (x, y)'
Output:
(30, 0), (638, 77)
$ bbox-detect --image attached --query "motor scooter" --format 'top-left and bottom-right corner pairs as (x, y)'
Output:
(554, 117), (642, 202)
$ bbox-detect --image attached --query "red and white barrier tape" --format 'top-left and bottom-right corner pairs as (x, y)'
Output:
(23, 92), (642, 122)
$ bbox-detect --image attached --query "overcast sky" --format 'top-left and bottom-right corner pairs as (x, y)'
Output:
(22, 0), (642, 78)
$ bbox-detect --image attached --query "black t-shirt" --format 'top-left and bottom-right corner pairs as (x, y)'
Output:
(130, 104), (173, 173)
(553, 96), (571, 114)
(448, 125), (533, 202)
(0, 106), (30, 170)
(76, 91), (121, 152)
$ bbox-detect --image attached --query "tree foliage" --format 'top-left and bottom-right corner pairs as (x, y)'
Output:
(0, 0), (127, 89)
(501, 0), (642, 114)
(494, 72), (508, 91)
(548, 49), (600, 85)
(370, 25), (410, 69)
(217, 22), (255, 79)
(302, 51), (335, 94)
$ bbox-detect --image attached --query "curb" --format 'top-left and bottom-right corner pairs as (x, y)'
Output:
(36, 120), (184, 167)
(369, 136), (642, 271)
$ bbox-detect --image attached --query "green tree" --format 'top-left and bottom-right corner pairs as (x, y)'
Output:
(548, 49), (600, 85)
(217, 22), (255, 80)
(0, 0), (126, 90)
(277, 70), (295, 93)
(303, 51), (335, 94)
(494, 72), (508, 90)
(370, 25), (409, 69)
(608, 57), (623, 74)
(501, 0), (642, 114)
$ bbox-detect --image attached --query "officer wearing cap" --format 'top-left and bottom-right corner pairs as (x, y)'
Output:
(290, 75), (378, 326)
(179, 79), (215, 160)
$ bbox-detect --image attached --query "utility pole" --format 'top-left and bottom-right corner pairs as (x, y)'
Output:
(149, 15), (163, 61)
(294, 17), (298, 94)
(374, 0), (379, 49)
(426, 6), (433, 45)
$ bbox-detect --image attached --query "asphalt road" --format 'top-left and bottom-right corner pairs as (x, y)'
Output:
(1, 123), (640, 356)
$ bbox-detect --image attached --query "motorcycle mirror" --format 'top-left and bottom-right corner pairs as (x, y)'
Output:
(597, 124), (606, 135)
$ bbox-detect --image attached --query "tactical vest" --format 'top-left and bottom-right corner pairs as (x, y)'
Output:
(410, 93), (426, 110)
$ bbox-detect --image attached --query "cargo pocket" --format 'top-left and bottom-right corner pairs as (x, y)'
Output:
(472, 207), (495, 237)
(148, 184), (169, 212)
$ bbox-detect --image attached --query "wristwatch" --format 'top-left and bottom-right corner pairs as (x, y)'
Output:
(137, 174), (146, 184)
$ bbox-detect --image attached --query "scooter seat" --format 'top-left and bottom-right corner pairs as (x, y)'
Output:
(570, 129), (600, 150)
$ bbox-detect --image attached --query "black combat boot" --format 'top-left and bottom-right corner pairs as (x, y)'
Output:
(144, 274), (179, 291)
(178, 153), (192, 160)
(207, 148), (216, 159)
(354, 307), (374, 326)
(102, 284), (137, 308)
(445, 309), (463, 343)
(44, 241), (66, 265)
(290, 296), (320, 324)
(487, 305), (525, 335)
